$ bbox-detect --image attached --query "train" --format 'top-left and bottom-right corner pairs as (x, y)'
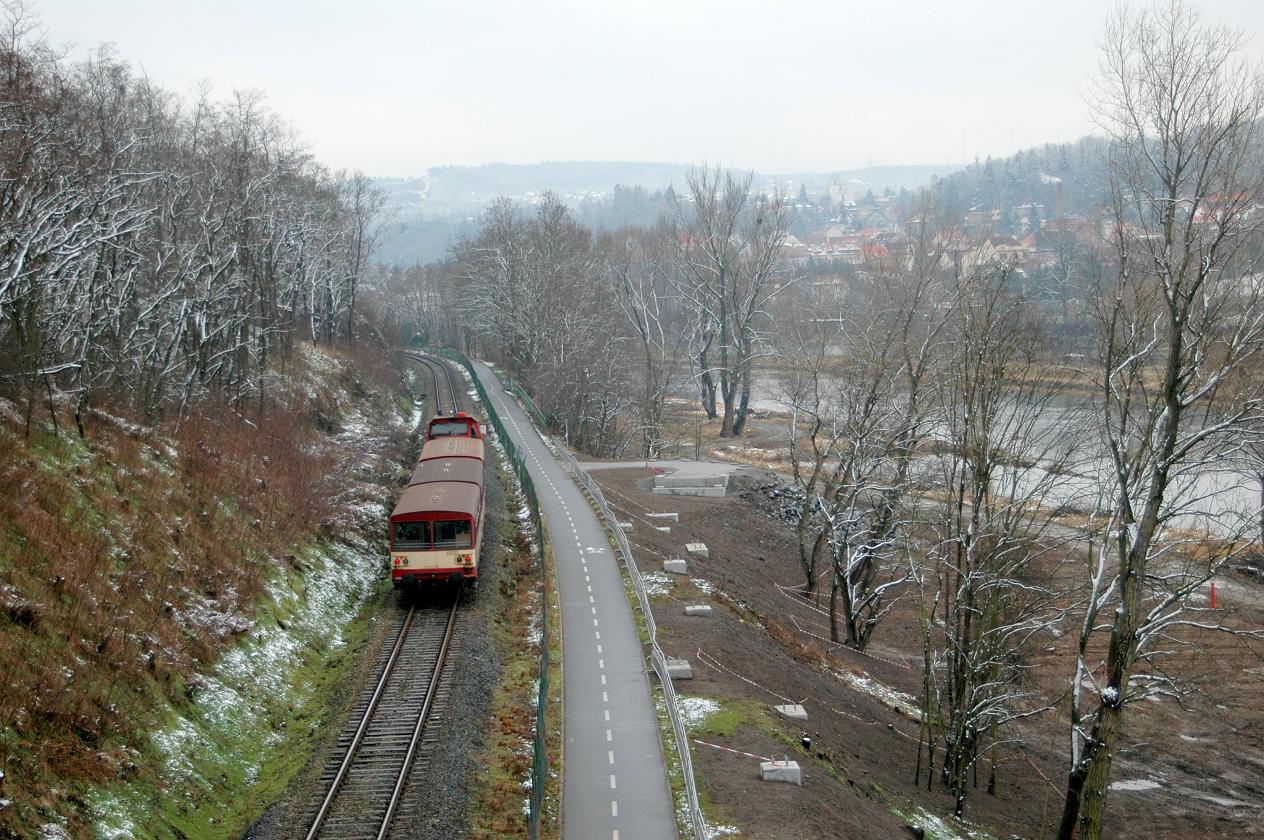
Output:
(388, 411), (485, 588)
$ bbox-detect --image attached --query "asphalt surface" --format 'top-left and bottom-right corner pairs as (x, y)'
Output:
(471, 362), (677, 840)
(580, 459), (743, 477)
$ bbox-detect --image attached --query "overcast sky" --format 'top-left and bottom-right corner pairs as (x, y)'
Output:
(31, 0), (1264, 177)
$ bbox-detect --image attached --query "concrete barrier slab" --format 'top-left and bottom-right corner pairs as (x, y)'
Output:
(760, 760), (802, 785)
(685, 542), (709, 558)
(774, 704), (808, 721)
(666, 658), (693, 679)
(664, 558), (688, 575)
(685, 605), (712, 617)
(618, 522), (633, 532)
(646, 512), (679, 522)
(654, 474), (729, 489)
(651, 486), (728, 497)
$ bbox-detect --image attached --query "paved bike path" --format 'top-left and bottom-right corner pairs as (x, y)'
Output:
(471, 362), (677, 840)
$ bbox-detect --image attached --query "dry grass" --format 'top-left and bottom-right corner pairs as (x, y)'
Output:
(0, 341), (407, 838)
(466, 528), (543, 838)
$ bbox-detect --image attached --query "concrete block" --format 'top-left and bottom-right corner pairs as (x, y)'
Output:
(618, 522), (633, 532)
(665, 658), (693, 679)
(684, 604), (712, 617)
(774, 704), (808, 721)
(685, 542), (709, 558)
(759, 760), (802, 785)
(651, 485), (728, 498)
(654, 474), (729, 489)
(655, 525), (671, 533)
(646, 512), (679, 522)
(652, 474), (729, 498)
(663, 558), (689, 575)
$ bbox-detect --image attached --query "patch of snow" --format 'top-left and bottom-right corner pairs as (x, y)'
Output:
(828, 666), (920, 716)
(642, 570), (675, 598)
(1110, 778), (1162, 792)
(38, 824), (72, 840)
(1197, 793), (1249, 808)
(91, 539), (381, 835)
(677, 695), (723, 731)
(690, 577), (716, 595)
(897, 804), (985, 839)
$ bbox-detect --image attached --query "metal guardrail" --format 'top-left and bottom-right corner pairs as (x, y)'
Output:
(551, 448), (710, 840)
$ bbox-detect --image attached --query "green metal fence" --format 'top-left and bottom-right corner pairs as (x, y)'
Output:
(439, 349), (550, 839)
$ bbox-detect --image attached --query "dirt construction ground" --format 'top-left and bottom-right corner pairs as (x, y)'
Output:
(588, 465), (1264, 840)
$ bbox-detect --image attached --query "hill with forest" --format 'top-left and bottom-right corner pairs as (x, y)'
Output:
(373, 160), (958, 265)
(928, 136), (1111, 221)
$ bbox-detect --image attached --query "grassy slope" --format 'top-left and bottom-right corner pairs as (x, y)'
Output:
(0, 342), (411, 839)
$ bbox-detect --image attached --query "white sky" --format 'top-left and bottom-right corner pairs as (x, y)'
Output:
(31, 0), (1264, 177)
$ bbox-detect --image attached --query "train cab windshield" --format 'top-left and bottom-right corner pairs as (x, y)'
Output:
(392, 519), (472, 550)
(434, 519), (472, 549)
(393, 521), (428, 549)
(429, 421), (473, 438)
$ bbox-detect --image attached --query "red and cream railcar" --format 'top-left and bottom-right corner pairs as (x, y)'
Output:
(390, 413), (486, 588)
(389, 481), (484, 587)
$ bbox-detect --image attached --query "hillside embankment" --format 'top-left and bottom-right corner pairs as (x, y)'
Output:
(0, 342), (415, 839)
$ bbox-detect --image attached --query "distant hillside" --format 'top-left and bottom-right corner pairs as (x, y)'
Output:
(775, 163), (958, 193)
(375, 160), (957, 213)
(371, 160), (958, 266)
(929, 136), (1111, 220)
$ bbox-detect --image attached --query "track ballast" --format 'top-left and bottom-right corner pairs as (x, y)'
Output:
(304, 597), (461, 840)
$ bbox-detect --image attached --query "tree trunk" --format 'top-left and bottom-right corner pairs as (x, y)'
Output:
(1056, 697), (1122, 840)
(44, 373), (58, 438)
(698, 339), (717, 419)
(732, 366), (752, 435)
(719, 363), (737, 437)
(1258, 472), (1264, 548)
(828, 573), (840, 642)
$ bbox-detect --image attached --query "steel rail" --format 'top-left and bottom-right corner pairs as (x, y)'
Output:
(305, 605), (417, 840)
(375, 594), (461, 839)
(410, 353), (445, 414)
(405, 351), (460, 415)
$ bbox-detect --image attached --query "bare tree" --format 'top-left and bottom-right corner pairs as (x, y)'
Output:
(673, 167), (794, 437)
(0, 8), (381, 430)
(917, 259), (1077, 819)
(601, 226), (690, 457)
(1057, 4), (1264, 836)
(451, 195), (631, 454)
(781, 215), (951, 620)
(339, 170), (388, 343)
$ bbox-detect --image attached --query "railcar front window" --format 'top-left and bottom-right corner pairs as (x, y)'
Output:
(429, 422), (468, 437)
(433, 519), (472, 549)
(393, 521), (430, 549)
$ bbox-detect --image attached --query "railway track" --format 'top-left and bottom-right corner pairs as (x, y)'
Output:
(304, 596), (461, 840)
(407, 352), (459, 415)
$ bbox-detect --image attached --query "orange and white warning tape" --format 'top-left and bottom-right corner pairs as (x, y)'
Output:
(691, 738), (775, 762)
